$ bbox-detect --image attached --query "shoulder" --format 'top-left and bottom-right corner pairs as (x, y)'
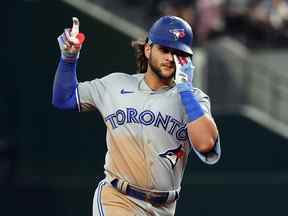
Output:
(193, 87), (209, 99)
(193, 87), (210, 104)
(101, 72), (142, 83)
(192, 87), (212, 113)
(79, 72), (137, 89)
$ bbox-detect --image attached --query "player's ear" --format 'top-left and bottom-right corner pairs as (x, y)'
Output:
(144, 43), (151, 59)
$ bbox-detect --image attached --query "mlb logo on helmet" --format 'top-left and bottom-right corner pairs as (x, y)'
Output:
(169, 29), (186, 40)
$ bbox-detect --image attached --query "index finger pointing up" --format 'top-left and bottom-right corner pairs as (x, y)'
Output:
(70, 17), (79, 38)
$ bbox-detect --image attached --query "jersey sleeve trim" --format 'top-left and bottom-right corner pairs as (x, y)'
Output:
(191, 136), (221, 165)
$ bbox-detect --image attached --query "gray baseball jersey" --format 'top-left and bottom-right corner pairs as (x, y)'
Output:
(78, 72), (220, 192)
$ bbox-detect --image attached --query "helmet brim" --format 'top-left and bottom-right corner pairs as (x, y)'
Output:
(151, 38), (193, 56)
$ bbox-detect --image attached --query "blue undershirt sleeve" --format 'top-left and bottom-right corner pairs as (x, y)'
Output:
(52, 59), (79, 111)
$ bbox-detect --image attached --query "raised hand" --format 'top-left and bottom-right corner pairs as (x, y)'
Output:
(57, 17), (85, 62)
(174, 55), (195, 92)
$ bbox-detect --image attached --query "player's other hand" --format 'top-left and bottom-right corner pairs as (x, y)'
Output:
(174, 55), (195, 92)
(57, 17), (86, 62)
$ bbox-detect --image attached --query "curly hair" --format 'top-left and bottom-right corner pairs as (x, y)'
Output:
(131, 38), (149, 74)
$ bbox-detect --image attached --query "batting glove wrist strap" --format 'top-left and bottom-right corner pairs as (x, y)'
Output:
(176, 82), (192, 92)
(60, 51), (79, 63)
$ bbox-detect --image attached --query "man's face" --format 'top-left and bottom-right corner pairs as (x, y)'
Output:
(147, 44), (190, 80)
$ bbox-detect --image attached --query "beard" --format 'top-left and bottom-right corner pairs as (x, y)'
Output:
(148, 56), (175, 80)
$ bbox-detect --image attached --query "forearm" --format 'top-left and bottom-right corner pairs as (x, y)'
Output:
(52, 58), (79, 110)
(178, 89), (218, 153)
(187, 114), (219, 153)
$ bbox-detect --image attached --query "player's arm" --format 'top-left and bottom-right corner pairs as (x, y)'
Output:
(174, 55), (220, 164)
(186, 114), (218, 153)
(52, 17), (85, 110)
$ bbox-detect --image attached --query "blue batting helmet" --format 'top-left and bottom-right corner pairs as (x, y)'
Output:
(148, 16), (193, 55)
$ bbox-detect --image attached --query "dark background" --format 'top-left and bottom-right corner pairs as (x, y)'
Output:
(1, 1), (288, 215)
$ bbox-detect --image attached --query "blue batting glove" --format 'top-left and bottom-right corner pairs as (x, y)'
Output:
(57, 17), (85, 62)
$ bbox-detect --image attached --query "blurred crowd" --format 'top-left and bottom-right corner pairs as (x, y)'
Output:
(122, 0), (288, 48)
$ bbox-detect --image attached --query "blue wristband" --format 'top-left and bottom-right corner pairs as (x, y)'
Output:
(52, 58), (79, 110)
(178, 89), (205, 122)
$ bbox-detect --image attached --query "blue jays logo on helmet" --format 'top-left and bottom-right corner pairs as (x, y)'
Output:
(148, 16), (193, 55)
(159, 145), (186, 169)
(169, 29), (186, 40)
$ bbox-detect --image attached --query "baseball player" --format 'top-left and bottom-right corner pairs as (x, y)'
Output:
(53, 16), (221, 216)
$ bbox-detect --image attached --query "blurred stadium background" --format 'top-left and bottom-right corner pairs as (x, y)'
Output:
(2, 0), (288, 215)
